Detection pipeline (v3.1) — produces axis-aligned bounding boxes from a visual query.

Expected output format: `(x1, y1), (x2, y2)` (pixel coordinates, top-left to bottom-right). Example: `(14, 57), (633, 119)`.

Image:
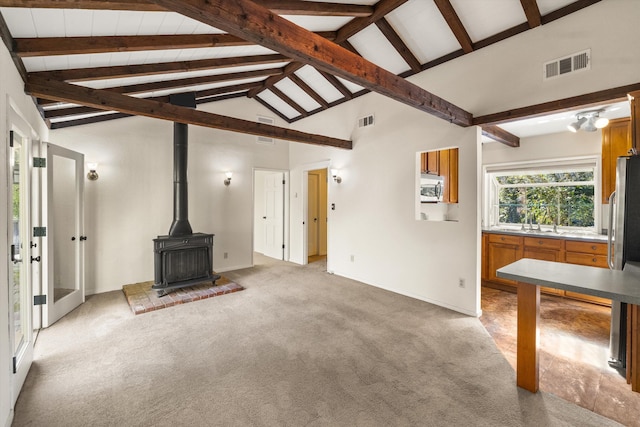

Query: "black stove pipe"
(168, 93), (196, 237)
(168, 122), (192, 236)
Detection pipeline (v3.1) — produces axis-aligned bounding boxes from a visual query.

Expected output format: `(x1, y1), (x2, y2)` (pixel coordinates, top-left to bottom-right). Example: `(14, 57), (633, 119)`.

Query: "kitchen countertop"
(497, 259), (640, 305)
(482, 227), (607, 243)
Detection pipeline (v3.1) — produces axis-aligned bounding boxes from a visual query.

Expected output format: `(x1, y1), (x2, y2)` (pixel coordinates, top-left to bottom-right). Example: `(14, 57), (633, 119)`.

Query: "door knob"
(263, 216), (267, 219)
(314, 218), (318, 222)
(80, 236), (87, 241)
(71, 236), (76, 241)
(30, 256), (41, 263)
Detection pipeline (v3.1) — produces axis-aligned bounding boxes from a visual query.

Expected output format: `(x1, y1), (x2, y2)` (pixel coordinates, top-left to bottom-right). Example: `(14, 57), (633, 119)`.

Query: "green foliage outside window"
(495, 171), (595, 228)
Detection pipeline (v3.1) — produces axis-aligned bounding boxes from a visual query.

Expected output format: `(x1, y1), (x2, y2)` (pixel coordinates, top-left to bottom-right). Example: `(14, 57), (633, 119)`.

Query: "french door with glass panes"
(8, 126), (34, 404)
(42, 143), (85, 327)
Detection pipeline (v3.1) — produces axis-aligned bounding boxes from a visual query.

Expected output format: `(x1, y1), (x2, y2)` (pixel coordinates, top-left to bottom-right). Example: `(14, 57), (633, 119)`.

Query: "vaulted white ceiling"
(0, 0), (614, 143)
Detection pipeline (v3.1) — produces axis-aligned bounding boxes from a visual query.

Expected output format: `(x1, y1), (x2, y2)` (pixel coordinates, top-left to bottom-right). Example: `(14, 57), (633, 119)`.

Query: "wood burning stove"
(153, 93), (219, 295)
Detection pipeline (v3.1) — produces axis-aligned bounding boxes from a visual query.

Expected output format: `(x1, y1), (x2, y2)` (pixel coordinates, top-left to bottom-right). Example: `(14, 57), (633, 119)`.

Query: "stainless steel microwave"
(420, 174), (444, 203)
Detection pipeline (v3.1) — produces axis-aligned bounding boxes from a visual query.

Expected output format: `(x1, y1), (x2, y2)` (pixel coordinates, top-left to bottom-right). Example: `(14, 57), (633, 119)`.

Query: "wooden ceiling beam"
(195, 81), (263, 100)
(375, 18), (421, 73)
(247, 62), (304, 98)
(519, 0), (541, 28)
(50, 112), (133, 129)
(288, 73), (329, 109)
(0, 11), (28, 82)
(14, 31), (337, 57)
(481, 125), (520, 148)
(255, 0), (373, 17)
(248, 0), (408, 99)
(30, 54), (290, 82)
(44, 81), (262, 119)
(0, 0), (373, 17)
(267, 86), (307, 117)
(38, 67), (281, 106)
(433, 0), (474, 54)
(318, 70), (353, 100)
(473, 82), (640, 126)
(336, 0), (409, 42)
(26, 77), (352, 148)
(152, 0), (472, 126)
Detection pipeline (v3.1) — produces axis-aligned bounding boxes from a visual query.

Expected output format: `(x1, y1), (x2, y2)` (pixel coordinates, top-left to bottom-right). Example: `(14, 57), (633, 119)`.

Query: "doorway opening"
(253, 169), (288, 262)
(307, 168), (327, 264)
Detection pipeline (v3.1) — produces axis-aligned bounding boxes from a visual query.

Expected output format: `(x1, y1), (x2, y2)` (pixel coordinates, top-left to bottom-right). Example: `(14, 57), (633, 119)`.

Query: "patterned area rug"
(122, 275), (244, 315)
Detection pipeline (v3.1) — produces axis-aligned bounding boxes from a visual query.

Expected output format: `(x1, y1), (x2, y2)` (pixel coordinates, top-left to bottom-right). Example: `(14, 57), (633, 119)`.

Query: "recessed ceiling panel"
(386, 0), (461, 63)
(284, 15), (353, 32)
(274, 78), (322, 112)
(348, 25), (411, 75)
(0, 8), (223, 38)
(294, 66), (344, 103)
(257, 90), (301, 120)
(536, 0), (578, 16)
(31, 8), (66, 37)
(335, 76), (364, 93)
(0, 8), (37, 37)
(79, 62), (287, 89)
(131, 75), (267, 98)
(451, 0), (526, 43)
(21, 46), (279, 73)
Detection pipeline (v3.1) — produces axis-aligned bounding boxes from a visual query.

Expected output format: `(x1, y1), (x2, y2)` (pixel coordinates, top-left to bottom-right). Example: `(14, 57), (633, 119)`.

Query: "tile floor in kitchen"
(480, 287), (640, 427)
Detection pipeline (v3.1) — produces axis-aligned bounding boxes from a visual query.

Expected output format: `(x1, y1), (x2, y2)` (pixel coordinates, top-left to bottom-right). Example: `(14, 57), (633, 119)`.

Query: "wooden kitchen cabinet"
(439, 148), (459, 204)
(420, 151), (439, 175)
(420, 148), (458, 203)
(482, 232), (611, 306)
(523, 237), (565, 296)
(602, 118), (632, 203)
(487, 234), (523, 287)
(564, 241), (611, 305)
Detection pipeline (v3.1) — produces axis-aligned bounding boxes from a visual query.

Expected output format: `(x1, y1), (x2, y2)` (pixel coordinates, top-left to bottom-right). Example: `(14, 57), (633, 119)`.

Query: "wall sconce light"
(87, 162), (99, 181)
(224, 171), (233, 186)
(331, 168), (342, 184)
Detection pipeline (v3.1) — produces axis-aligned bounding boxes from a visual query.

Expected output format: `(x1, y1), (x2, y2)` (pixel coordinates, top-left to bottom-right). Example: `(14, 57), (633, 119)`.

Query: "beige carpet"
(12, 254), (620, 426)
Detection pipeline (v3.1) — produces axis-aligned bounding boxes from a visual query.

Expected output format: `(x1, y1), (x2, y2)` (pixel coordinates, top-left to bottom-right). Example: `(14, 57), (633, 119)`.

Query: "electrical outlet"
(224, 252), (228, 259)
(458, 278), (465, 288)
(350, 255), (355, 262)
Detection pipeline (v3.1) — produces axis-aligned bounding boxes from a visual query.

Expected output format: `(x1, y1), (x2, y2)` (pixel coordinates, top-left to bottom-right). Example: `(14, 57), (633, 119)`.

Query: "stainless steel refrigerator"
(607, 154), (640, 371)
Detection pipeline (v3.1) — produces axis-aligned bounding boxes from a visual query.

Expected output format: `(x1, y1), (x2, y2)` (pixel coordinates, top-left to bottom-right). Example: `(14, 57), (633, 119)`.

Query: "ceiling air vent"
(256, 115), (275, 145)
(543, 49), (590, 80)
(358, 114), (375, 128)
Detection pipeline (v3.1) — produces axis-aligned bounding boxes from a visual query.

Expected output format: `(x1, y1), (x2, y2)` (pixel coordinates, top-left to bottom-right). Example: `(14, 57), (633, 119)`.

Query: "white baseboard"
(215, 264), (253, 273)
(335, 271), (481, 317)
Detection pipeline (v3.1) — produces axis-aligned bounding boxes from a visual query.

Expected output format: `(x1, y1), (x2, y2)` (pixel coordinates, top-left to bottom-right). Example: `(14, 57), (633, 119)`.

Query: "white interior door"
(42, 143), (84, 327)
(263, 172), (284, 259)
(7, 126), (34, 404)
(307, 173), (319, 257)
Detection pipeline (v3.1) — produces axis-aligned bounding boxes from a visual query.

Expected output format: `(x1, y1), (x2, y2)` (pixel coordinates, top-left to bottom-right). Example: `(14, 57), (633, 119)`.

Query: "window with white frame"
(485, 159), (598, 232)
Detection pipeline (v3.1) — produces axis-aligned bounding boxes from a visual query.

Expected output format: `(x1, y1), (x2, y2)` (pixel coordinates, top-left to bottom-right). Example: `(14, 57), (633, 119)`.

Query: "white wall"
(0, 42), (49, 427)
(47, 99), (289, 295)
(289, 93), (482, 316)
(483, 130), (601, 165)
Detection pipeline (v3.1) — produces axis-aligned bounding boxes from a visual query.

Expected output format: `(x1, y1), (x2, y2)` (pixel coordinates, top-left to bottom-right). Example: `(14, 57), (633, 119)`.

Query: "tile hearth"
(122, 276), (244, 315)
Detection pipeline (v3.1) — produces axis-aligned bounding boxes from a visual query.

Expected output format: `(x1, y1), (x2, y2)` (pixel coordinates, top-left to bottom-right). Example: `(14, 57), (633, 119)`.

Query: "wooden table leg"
(517, 281), (540, 393)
